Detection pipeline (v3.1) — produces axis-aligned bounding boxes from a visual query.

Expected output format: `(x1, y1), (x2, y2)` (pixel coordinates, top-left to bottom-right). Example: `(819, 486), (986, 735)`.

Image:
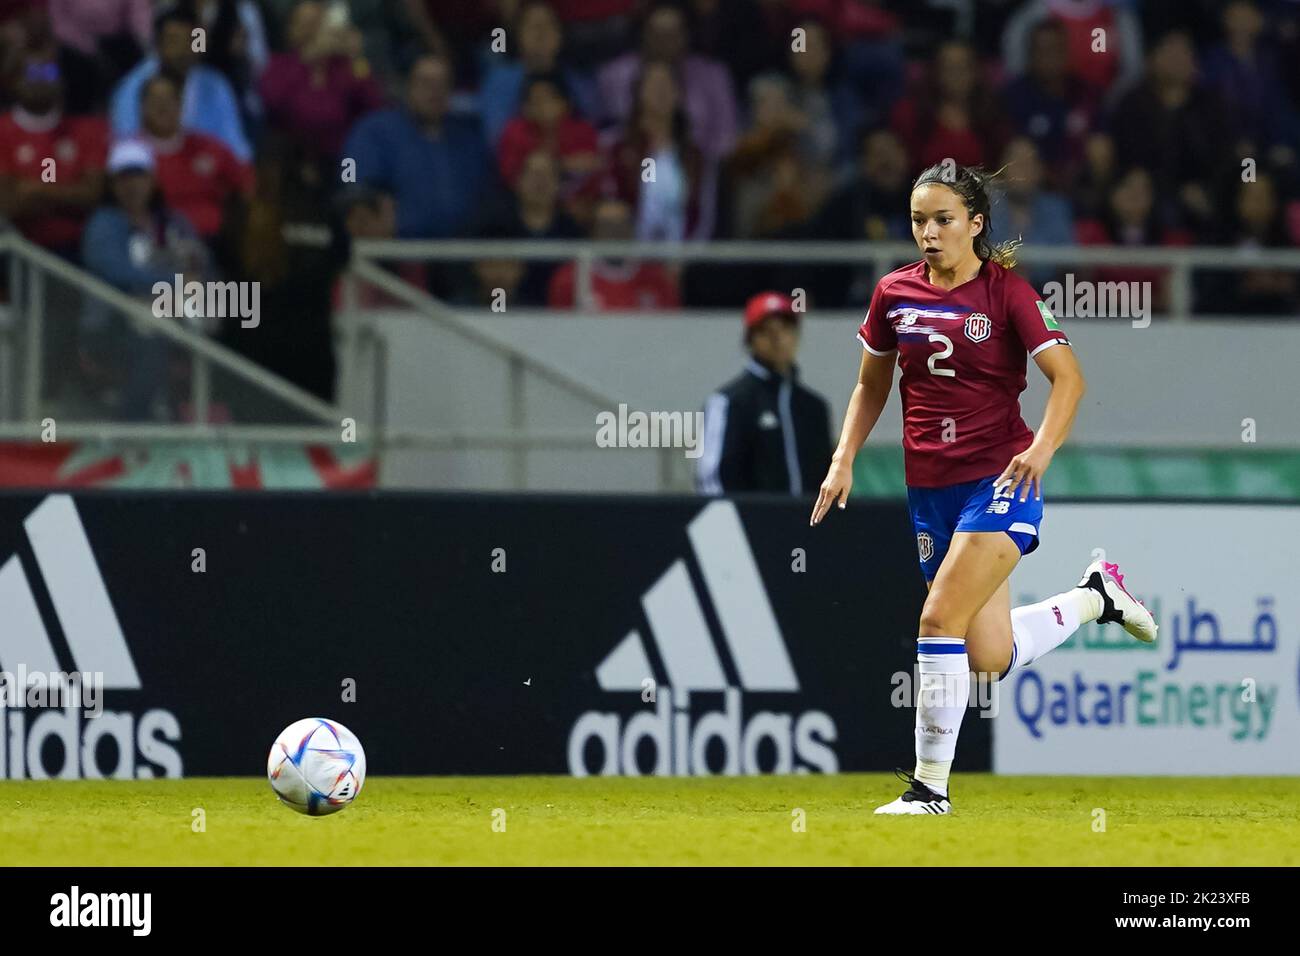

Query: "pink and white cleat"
(1077, 559), (1158, 643)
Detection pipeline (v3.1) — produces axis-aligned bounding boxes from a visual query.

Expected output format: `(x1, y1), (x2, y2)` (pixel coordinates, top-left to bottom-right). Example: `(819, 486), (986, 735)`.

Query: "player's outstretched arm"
(811, 349), (896, 526)
(996, 344), (1086, 502)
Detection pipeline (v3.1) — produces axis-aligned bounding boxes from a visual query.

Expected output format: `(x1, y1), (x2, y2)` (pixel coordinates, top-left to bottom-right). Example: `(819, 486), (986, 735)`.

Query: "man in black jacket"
(697, 292), (833, 495)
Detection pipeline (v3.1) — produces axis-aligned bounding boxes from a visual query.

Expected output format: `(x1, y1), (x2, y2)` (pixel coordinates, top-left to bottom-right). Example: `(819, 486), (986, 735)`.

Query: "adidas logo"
(0, 495), (182, 779)
(568, 501), (837, 776)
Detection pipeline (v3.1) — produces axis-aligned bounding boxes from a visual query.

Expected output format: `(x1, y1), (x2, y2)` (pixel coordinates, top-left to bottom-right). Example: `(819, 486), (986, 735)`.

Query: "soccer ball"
(267, 718), (366, 816)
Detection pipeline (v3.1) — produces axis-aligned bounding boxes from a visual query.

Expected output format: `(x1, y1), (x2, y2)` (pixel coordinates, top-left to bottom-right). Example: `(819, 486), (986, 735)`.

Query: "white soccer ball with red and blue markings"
(267, 718), (366, 816)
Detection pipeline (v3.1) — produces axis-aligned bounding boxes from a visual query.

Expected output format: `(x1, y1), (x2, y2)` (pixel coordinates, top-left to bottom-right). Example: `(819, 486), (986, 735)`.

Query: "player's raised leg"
(998, 557), (1158, 682)
(875, 530), (1019, 815)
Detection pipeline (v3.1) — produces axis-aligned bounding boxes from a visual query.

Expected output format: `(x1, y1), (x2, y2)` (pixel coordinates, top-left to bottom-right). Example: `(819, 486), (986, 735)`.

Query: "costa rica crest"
(964, 312), (991, 342)
(917, 532), (934, 562)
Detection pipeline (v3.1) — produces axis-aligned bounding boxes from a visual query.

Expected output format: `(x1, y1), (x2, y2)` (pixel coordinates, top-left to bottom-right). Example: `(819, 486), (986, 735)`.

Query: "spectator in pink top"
(597, 2), (738, 161)
(259, 0), (384, 160)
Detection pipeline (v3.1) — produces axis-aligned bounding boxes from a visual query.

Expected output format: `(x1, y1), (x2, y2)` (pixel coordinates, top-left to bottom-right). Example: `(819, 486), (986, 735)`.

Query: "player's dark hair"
(911, 162), (1020, 268)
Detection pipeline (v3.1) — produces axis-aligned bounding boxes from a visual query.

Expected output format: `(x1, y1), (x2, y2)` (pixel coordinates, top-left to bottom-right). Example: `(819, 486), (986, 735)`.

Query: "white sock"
(1002, 587), (1102, 679)
(913, 637), (969, 797)
(914, 757), (952, 797)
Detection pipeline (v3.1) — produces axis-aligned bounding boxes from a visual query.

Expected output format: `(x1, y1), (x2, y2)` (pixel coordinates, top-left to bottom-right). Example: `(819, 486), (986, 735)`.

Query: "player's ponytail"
(912, 163), (1021, 269)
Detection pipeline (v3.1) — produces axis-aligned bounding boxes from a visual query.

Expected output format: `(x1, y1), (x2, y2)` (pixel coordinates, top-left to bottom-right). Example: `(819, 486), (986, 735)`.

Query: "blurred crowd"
(2, 0), (1299, 413)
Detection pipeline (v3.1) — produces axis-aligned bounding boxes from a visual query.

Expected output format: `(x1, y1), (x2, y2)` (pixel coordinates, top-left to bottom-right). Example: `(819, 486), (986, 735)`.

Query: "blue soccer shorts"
(906, 474), (1043, 580)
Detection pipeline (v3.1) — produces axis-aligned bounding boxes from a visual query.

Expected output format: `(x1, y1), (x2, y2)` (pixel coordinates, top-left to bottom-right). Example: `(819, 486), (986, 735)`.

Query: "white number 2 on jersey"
(927, 333), (955, 377)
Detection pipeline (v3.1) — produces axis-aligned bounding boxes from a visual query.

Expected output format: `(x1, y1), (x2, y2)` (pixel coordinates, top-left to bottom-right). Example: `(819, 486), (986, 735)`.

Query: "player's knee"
(918, 599), (969, 638)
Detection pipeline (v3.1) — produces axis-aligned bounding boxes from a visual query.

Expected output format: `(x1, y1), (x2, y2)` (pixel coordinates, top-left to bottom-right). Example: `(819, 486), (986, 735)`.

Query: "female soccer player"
(809, 164), (1157, 814)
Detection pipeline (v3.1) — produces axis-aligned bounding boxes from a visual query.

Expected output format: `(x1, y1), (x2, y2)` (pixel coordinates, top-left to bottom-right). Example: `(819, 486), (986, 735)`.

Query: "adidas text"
(1, 495), (183, 778)
(569, 687), (837, 775)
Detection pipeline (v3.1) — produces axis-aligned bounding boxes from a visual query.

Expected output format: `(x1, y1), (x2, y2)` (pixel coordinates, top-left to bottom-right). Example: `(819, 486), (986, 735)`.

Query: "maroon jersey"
(857, 259), (1069, 488)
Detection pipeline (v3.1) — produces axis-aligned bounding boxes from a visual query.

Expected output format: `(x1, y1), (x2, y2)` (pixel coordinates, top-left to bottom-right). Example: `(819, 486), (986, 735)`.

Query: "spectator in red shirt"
(548, 196), (680, 311)
(140, 72), (253, 243)
(497, 72), (600, 194)
(0, 52), (107, 256)
(259, 0), (384, 161)
(890, 40), (1008, 171)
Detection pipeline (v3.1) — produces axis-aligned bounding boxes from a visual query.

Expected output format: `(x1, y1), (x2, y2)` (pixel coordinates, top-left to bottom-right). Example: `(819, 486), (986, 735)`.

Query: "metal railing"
(6, 232), (1295, 490)
(0, 231), (668, 487)
(339, 257), (678, 488)
(0, 233), (342, 424)
(353, 238), (1300, 321)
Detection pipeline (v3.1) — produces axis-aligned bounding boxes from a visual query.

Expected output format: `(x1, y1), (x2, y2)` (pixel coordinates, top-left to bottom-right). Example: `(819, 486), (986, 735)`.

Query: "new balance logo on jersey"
(0, 495), (182, 779)
(568, 501), (838, 776)
(986, 500), (1011, 514)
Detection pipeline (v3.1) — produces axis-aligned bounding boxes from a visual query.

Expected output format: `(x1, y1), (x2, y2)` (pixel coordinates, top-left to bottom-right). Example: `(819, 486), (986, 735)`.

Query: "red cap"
(743, 291), (798, 329)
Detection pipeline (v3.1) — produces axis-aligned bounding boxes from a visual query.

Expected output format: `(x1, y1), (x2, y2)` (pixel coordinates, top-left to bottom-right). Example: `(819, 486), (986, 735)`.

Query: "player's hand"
(810, 457), (853, 526)
(995, 443), (1053, 502)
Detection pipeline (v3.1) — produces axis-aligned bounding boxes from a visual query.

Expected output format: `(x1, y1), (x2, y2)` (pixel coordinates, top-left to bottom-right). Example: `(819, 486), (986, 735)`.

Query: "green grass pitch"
(3, 775), (1297, 866)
